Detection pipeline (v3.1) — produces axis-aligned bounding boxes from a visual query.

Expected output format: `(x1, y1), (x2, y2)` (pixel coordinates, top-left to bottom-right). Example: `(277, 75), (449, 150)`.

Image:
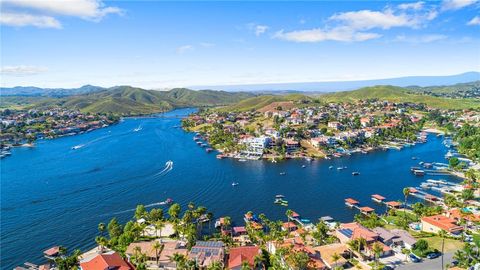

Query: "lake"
(0, 108), (460, 269)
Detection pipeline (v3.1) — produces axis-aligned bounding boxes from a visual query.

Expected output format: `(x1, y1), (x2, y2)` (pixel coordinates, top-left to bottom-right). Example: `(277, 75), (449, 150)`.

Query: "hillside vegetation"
(219, 94), (314, 112)
(21, 86), (255, 115)
(320, 85), (480, 109)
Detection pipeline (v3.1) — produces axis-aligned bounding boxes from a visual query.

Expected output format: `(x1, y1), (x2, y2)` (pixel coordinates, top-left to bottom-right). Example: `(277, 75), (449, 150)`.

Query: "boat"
(232, 182), (239, 186)
(413, 169), (425, 176)
(72, 145), (84, 150)
(279, 172), (286, 175)
(274, 198), (289, 205)
(196, 141), (202, 145)
(275, 194), (285, 199)
(165, 198), (173, 204)
(216, 154), (225, 159)
(206, 148), (213, 153)
(352, 172), (360, 176)
(302, 165), (306, 168)
(133, 126), (142, 132)
(200, 143), (207, 147)
(412, 156), (418, 160)
(329, 166), (333, 169)
(337, 167), (344, 170)
(238, 158), (247, 162)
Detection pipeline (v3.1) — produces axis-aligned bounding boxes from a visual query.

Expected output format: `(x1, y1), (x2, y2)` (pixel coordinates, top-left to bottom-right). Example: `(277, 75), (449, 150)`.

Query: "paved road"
(396, 252), (454, 270)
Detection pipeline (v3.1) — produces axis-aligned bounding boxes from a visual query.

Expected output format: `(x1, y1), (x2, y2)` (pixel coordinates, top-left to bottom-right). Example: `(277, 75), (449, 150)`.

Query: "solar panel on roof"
(339, 228), (353, 238)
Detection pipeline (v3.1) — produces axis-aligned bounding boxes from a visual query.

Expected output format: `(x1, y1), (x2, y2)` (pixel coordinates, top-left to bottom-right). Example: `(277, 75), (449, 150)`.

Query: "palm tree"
(347, 239), (359, 258)
(285, 209), (293, 231)
(152, 241), (163, 265)
(154, 220), (164, 238)
(253, 254), (264, 270)
(358, 237), (367, 253)
(241, 260), (251, 270)
(439, 229), (447, 270)
(403, 187), (410, 228)
(372, 242), (383, 269)
(98, 222), (106, 236)
(331, 253), (340, 268)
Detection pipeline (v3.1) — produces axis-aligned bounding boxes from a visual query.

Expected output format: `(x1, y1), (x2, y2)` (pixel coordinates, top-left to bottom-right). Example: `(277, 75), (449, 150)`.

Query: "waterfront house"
(313, 243), (348, 269)
(372, 227), (417, 249)
(364, 241), (393, 258)
(80, 251), (134, 270)
(227, 246), (260, 270)
(335, 223), (378, 244)
(421, 214), (463, 235)
(284, 139), (300, 153)
(188, 241), (225, 269)
(126, 239), (188, 269)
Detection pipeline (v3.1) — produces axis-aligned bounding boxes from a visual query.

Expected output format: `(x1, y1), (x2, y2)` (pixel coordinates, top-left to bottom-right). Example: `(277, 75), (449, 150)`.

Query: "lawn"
(420, 236), (464, 252)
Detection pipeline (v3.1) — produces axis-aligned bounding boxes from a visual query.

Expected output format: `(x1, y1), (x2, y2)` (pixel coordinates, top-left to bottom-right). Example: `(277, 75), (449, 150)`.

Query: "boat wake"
(133, 125), (143, 132)
(106, 198), (173, 216)
(71, 135), (111, 150)
(153, 160), (173, 178)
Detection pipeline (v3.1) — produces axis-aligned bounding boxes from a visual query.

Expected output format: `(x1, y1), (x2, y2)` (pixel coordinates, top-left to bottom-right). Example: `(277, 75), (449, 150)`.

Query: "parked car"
(427, 251), (442, 259)
(409, 253), (422, 263)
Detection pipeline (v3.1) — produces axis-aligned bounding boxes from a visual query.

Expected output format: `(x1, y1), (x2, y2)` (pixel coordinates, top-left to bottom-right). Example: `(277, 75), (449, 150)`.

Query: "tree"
(372, 242), (383, 268)
(135, 205), (147, 220)
(241, 260), (252, 270)
(152, 241), (163, 265)
(403, 187), (410, 228)
(331, 252), (340, 268)
(286, 251), (309, 270)
(414, 239), (429, 255)
(149, 208), (164, 222)
(107, 218), (123, 239)
(449, 157), (460, 169)
(98, 222), (106, 236)
(347, 239), (359, 258)
(168, 203), (181, 221)
(207, 261), (223, 270)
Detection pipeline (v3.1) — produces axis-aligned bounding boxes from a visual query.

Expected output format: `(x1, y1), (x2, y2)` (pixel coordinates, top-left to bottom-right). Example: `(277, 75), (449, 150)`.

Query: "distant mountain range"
(1, 75), (479, 114)
(1, 86), (255, 115)
(190, 71), (480, 92)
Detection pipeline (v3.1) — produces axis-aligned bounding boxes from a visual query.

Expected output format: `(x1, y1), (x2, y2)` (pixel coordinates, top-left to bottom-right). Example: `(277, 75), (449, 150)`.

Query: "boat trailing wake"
(106, 199), (174, 216)
(153, 160), (173, 178)
(71, 135), (112, 150)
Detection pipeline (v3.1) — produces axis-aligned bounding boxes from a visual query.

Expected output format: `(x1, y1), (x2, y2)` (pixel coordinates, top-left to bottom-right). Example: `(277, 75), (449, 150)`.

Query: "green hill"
(29, 86), (255, 115)
(320, 85), (480, 109)
(219, 94), (313, 112)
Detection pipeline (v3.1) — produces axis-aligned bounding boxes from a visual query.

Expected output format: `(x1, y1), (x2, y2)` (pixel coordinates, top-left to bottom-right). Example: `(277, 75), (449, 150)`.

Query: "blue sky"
(1, 0), (479, 88)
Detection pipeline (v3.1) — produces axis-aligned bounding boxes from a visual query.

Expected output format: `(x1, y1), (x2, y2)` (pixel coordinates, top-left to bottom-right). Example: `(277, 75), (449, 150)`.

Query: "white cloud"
(176, 45), (194, 54)
(254, 25), (269, 36)
(0, 0), (123, 28)
(247, 23), (269, 36)
(394, 34), (447, 43)
(274, 6), (440, 43)
(273, 27), (381, 42)
(441, 0), (478, 11)
(467, 16), (480, 25)
(0, 12), (61, 28)
(398, 1), (425, 10)
(1, 0), (123, 19)
(1, 65), (48, 76)
(199, 42), (215, 48)
(329, 9), (422, 30)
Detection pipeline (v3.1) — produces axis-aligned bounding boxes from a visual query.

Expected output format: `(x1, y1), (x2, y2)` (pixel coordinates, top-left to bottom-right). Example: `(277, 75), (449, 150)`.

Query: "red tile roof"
(372, 194), (385, 200)
(345, 198), (359, 204)
(385, 201), (401, 207)
(359, 207), (375, 213)
(43, 246), (60, 257)
(421, 215), (463, 233)
(228, 246), (260, 269)
(80, 252), (134, 270)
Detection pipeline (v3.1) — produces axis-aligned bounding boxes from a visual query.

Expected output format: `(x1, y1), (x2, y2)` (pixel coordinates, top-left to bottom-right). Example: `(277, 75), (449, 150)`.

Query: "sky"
(1, 0), (480, 89)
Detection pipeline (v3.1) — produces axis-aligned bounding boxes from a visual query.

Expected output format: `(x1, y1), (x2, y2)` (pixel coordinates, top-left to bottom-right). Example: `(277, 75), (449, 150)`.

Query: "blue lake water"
(0, 108), (460, 269)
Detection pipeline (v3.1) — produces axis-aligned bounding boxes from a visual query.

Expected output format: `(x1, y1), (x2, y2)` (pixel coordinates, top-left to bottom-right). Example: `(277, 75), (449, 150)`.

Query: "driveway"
(396, 252), (455, 270)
